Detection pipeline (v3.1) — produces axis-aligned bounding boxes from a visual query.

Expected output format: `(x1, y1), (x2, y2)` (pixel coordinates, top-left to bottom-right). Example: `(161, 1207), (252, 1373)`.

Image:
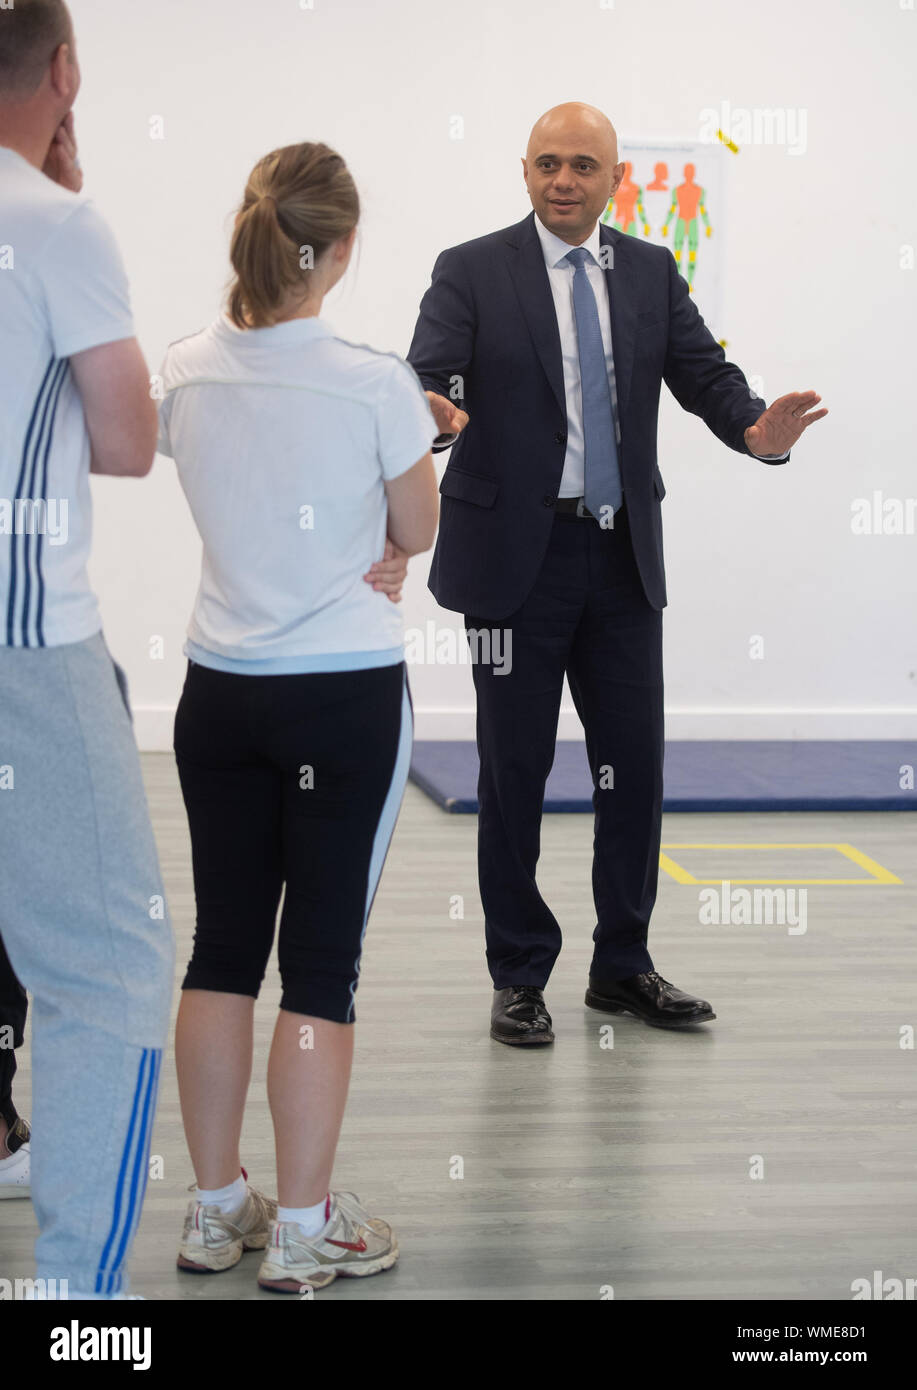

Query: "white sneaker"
(0, 1117), (30, 1200)
(258, 1191), (399, 1293)
(177, 1175), (276, 1273)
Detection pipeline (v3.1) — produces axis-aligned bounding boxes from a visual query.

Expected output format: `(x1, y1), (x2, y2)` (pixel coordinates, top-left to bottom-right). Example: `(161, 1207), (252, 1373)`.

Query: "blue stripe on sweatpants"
(95, 1048), (161, 1294)
(107, 1048), (162, 1292)
(347, 669), (414, 1021)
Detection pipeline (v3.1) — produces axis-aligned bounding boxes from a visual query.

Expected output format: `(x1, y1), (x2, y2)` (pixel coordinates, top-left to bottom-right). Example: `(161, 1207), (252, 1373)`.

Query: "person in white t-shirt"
(158, 140), (439, 1292)
(0, 0), (174, 1298)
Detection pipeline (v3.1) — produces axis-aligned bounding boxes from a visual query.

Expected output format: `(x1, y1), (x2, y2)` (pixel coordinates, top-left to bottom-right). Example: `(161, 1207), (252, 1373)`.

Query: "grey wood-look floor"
(4, 753), (916, 1300)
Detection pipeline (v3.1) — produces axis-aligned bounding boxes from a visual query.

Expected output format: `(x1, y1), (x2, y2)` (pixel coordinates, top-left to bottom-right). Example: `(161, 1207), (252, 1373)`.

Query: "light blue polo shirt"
(156, 314), (437, 674)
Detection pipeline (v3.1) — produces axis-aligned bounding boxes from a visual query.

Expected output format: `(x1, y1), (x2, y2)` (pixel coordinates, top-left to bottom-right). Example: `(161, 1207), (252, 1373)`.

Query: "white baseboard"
(132, 704), (917, 752)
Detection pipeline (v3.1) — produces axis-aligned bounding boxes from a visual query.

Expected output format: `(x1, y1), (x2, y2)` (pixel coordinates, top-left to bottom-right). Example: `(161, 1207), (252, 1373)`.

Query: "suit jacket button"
(543, 494), (556, 507)
(554, 432), (566, 444)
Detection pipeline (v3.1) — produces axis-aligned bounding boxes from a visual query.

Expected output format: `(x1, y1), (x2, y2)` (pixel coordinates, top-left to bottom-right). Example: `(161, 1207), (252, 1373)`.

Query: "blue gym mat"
(408, 741), (917, 813)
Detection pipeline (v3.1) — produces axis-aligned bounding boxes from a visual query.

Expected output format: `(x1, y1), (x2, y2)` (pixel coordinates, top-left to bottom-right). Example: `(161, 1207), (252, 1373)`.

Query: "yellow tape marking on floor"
(658, 843), (902, 886)
(658, 852), (698, 884)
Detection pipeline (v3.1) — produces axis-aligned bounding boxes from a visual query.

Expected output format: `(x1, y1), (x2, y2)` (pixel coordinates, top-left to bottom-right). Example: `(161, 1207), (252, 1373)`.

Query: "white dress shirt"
(534, 214), (616, 497)
(532, 212), (787, 495)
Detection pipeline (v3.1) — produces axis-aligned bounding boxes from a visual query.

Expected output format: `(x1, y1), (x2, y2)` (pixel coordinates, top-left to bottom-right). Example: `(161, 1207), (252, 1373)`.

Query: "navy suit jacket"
(407, 210), (786, 618)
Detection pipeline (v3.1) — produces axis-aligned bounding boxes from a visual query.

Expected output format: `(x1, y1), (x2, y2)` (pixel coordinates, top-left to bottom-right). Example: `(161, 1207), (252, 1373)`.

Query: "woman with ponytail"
(156, 142), (438, 1293)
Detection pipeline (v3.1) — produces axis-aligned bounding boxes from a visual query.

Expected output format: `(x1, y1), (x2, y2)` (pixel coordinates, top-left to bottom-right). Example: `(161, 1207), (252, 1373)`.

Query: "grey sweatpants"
(0, 631), (174, 1296)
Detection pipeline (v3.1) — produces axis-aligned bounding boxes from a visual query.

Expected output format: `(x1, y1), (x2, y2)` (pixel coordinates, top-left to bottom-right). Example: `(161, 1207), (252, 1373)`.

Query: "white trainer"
(0, 1116), (30, 1199)
(177, 1176), (277, 1273)
(258, 1191), (399, 1293)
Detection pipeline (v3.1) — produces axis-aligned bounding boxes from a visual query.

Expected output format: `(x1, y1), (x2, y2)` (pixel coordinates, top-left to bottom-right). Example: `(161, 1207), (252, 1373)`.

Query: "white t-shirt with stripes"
(156, 314), (437, 673)
(0, 146), (135, 648)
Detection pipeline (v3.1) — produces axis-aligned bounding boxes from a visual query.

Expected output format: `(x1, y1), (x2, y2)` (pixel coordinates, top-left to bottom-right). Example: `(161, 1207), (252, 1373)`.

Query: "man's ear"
(48, 41), (78, 105)
(608, 161), (626, 196)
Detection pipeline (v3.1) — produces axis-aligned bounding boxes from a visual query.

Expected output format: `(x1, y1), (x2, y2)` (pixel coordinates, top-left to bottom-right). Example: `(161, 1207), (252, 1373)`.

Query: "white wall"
(69, 0), (916, 747)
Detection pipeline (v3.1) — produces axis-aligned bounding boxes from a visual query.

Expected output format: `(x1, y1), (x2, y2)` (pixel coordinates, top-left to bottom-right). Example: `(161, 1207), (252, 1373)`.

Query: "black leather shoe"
(491, 986), (554, 1046)
(585, 971), (715, 1029)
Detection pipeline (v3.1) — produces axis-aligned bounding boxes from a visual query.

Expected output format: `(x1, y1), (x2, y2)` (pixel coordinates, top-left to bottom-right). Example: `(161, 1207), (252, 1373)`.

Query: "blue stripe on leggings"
(95, 1048), (160, 1295)
(346, 670), (414, 1021)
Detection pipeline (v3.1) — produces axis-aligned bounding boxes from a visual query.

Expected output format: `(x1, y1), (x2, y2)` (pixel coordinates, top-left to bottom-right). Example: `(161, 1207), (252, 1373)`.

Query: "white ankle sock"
(196, 1172), (247, 1213)
(277, 1196), (328, 1237)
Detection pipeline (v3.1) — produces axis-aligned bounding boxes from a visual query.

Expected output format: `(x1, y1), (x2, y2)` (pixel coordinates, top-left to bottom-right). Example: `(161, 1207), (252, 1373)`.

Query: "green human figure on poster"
(661, 162), (712, 292)
(600, 161), (650, 236)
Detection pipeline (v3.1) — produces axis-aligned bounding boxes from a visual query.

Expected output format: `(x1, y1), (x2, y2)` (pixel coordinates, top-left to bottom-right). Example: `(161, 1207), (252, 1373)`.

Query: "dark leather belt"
(554, 497), (626, 520)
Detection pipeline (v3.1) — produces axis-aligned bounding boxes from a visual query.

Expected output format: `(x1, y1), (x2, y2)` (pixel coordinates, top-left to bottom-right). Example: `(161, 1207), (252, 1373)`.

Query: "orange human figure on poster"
(646, 161), (668, 190)
(600, 161), (649, 236)
(661, 162), (712, 292)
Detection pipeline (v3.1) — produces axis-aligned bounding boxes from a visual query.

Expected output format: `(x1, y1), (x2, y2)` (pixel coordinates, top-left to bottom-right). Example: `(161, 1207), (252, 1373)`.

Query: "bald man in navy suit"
(407, 103), (826, 1046)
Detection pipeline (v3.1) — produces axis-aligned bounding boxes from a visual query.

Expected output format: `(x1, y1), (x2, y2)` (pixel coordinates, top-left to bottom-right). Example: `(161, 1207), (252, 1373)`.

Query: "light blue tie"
(565, 246), (623, 521)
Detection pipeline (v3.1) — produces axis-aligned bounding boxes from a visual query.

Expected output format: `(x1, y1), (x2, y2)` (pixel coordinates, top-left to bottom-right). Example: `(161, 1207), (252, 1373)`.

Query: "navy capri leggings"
(173, 659), (413, 1023)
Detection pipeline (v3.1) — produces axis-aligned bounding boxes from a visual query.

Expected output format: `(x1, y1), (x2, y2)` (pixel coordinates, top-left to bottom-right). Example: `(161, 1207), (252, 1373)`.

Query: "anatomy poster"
(604, 139), (729, 338)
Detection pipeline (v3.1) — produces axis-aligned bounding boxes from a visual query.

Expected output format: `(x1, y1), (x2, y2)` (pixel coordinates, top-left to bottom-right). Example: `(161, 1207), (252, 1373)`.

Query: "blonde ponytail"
(227, 143), (360, 329)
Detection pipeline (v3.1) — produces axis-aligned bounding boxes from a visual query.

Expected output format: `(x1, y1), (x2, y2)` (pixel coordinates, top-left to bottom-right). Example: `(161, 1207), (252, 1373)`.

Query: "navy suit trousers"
(465, 503), (663, 987)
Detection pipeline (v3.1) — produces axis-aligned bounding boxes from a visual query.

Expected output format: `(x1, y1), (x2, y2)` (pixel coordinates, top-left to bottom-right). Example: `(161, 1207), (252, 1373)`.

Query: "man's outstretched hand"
(745, 390), (827, 457)
(425, 391), (469, 441)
